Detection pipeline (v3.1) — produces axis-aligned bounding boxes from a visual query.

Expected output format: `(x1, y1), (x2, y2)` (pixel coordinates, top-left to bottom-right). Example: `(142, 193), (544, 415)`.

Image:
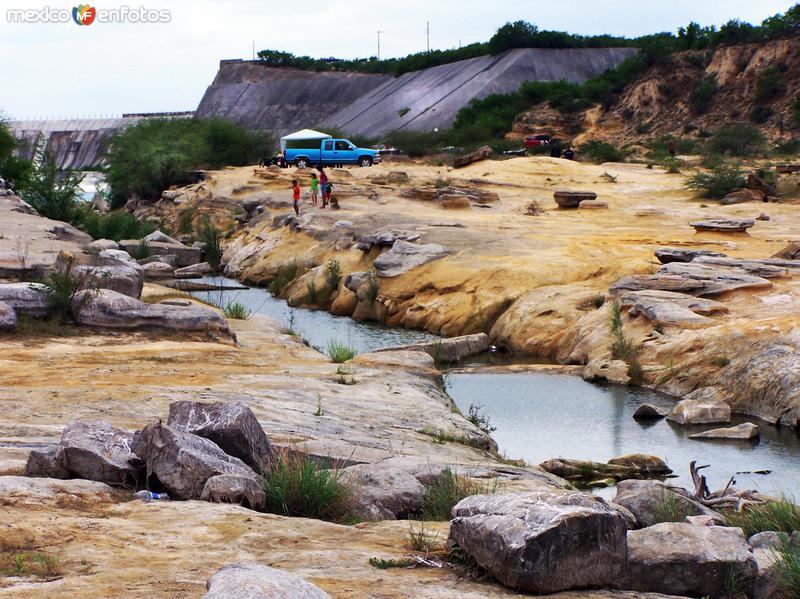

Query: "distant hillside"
(513, 36), (800, 146)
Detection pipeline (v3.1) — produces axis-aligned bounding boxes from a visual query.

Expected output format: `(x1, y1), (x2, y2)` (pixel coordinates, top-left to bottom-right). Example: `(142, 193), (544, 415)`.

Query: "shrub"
(177, 208), (195, 235)
(325, 259), (341, 291)
(106, 118), (272, 206)
(581, 141), (626, 163)
(40, 253), (100, 323)
(708, 123), (766, 157)
(754, 66), (786, 103)
(306, 280), (319, 304)
(327, 340), (357, 363)
(196, 216), (222, 269)
(689, 75), (718, 114)
(77, 208), (156, 241)
(467, 404), (496, 434)
(20, 152), (83, 222)
(406, 523), (441, 552)
(609, 299), (642, 383)
(260, 451), (352, 521)
(723, 497), (800, 536)
(524, 200), (545, 216)
(223, 301), (251, 320)
(664, 157), (682, 173)
(364, 269), (380, 303)
(382, 130), (439, 158)
(420, 467), (494, 521)
(750, 105), (773, 124)
(268, 260), (300, 295)
(686, 165), (746, 199)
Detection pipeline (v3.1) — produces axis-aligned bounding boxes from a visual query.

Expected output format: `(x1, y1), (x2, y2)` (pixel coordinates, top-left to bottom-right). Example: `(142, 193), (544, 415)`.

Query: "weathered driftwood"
(686, 461), (769, 512)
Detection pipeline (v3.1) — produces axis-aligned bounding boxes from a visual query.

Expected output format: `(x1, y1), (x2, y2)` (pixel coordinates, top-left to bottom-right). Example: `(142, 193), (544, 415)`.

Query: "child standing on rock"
(318, 167), (328, 209)
(310, 173), (319, 206)
(292, 179), (300, 215)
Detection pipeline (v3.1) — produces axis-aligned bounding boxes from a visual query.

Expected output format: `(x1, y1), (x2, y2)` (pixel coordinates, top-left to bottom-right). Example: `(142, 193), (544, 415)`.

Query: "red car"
(524, 134), (552, 149)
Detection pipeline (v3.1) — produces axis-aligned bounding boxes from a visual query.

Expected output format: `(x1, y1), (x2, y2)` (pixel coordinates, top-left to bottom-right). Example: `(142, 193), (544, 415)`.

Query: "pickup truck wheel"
(358, 156), (373, 167)
(295, 157), (309, 169)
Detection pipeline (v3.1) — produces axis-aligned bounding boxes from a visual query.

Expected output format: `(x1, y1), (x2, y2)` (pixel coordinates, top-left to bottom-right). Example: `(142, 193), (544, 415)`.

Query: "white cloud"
(0, 0), (793, 119)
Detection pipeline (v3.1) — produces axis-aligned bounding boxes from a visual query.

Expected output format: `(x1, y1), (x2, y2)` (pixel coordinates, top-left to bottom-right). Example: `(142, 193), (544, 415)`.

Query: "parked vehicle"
(283, 138), (380, 168)
(524, 134), (552, 149)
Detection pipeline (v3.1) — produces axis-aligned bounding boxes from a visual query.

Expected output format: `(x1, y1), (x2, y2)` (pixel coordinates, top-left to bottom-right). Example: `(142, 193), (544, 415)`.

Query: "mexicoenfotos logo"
(72, 4), (96, 25)
(6, 5), (171, 24)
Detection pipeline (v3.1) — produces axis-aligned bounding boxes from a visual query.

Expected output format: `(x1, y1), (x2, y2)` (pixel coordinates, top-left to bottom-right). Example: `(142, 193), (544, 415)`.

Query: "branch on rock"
(686, 461), (768, 512)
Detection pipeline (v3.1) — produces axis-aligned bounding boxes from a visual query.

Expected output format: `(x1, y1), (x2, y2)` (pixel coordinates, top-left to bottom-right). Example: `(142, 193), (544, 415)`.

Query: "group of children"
(292, 167), (333, 215)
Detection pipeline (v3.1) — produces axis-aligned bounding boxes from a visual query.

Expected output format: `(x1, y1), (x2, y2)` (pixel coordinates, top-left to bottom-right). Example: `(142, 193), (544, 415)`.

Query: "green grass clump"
(467, 404), (496, 435)
(364, 269), (380, 303)
(368, 557), (415, 569)
(197, 216), (222, 270)
(132, 239), (150, 260)
(325, 259), (342, 292)
(406, 523), (441, 552)
(0, 551), (61, 578)
(775, 541), (800, 597)
(609, 298), (643, 385)
(723, 497), (800, 537)
(685, 165), (746, 199)
(222, 301), (251, 320)
(420, 467), (495, 521)
(260, 451), (352, 521)
(327, 340), (357, 363)
(268, 260), (300, 295)
(650, 491), (693, 524)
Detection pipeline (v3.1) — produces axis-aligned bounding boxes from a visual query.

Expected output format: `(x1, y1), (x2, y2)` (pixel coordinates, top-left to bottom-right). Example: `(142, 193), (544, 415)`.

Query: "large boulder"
(203, 564), (330, 599)
(201, 474), (265, 510)
(618, 523), (757, 597)
(118, 239), (201, 267)
(71, 289), (233, 339)
(175, 262), (214, 278)
(632, 404), (668, 420)
(540, 455), (671, 485)
(373, 240), (449, 277)
(140, 261), (175, 281)
(654, 247), (725, 264)
(131, 421), (258, 500)
(610, 262), (772, 297)
(448, 491), (627, 593)
(582, 358), (630, 385)
(74, 250), (144, 299)
(620, 289), (728, 327)
(0, 301), (16, 331)
(338, 461), (426, 521)
(167, 401), (273, 473)
(27, 420), (143, 487)
(667, 393), (731, 425)
(612, 480), (725, 528)
(750, 531), (789, 599)
(0, 475), (116, 507)
(0, 282), (50, 317)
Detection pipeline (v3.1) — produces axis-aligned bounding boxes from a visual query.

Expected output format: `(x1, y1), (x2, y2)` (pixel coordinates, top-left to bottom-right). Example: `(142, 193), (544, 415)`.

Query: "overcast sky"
(0, 0), (794, 120)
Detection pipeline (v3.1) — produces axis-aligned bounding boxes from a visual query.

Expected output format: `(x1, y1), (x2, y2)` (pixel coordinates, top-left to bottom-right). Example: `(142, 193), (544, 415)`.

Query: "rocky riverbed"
(2, 156), (800, 597)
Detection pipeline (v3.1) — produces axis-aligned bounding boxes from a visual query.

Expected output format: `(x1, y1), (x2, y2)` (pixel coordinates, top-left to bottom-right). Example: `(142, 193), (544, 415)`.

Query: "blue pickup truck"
(283, 138), (380, 168)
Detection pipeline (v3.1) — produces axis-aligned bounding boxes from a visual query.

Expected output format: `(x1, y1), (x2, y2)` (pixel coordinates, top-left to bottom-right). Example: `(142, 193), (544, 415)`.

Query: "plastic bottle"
(133, 490), (169, 501)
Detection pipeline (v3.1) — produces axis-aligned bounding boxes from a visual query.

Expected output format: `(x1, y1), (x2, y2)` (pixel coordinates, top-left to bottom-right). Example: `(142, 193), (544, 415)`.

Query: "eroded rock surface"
(373, 240), (449, 277)
(203, 563), (331, 599)
(167, 400), (273, 473)
(612, 480), (725, 528)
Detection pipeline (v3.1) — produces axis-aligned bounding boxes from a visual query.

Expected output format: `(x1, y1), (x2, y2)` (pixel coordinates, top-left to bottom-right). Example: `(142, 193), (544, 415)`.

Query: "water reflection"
(448, 372), (800, 498)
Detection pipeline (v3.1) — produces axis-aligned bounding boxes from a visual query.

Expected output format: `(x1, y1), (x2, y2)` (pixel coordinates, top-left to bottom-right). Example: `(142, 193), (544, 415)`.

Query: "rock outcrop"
(632, 404), (668, 420)
(0, 301), (17, 331)
(689, 218), (755, 233)
(376, 333), (489, 363)
(667, 394), (732, 425)
(72, 289), (233, 339)
(620, 289), (728, 327)
(448, 491), (627, 593)
(201, 474), (266, 510)
(372, 241), (449, 277)
(203, 564), (330, 599)
(554, 189), (598, 208)
(167, 401), (273, 473)
(0, 282), (50, 317)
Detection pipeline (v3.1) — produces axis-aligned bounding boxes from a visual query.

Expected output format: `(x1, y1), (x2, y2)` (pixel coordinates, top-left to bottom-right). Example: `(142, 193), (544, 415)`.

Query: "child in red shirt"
(292, 180), (300, 215)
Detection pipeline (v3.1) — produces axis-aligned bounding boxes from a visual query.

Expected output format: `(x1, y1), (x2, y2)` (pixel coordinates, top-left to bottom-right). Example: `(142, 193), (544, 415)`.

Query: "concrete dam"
(13, 47), (635, 169)
(197, 47), (637, 138)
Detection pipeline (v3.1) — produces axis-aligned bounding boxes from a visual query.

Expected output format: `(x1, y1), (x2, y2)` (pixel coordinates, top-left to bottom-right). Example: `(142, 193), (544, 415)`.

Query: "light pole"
(377, 30), (382, 60)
